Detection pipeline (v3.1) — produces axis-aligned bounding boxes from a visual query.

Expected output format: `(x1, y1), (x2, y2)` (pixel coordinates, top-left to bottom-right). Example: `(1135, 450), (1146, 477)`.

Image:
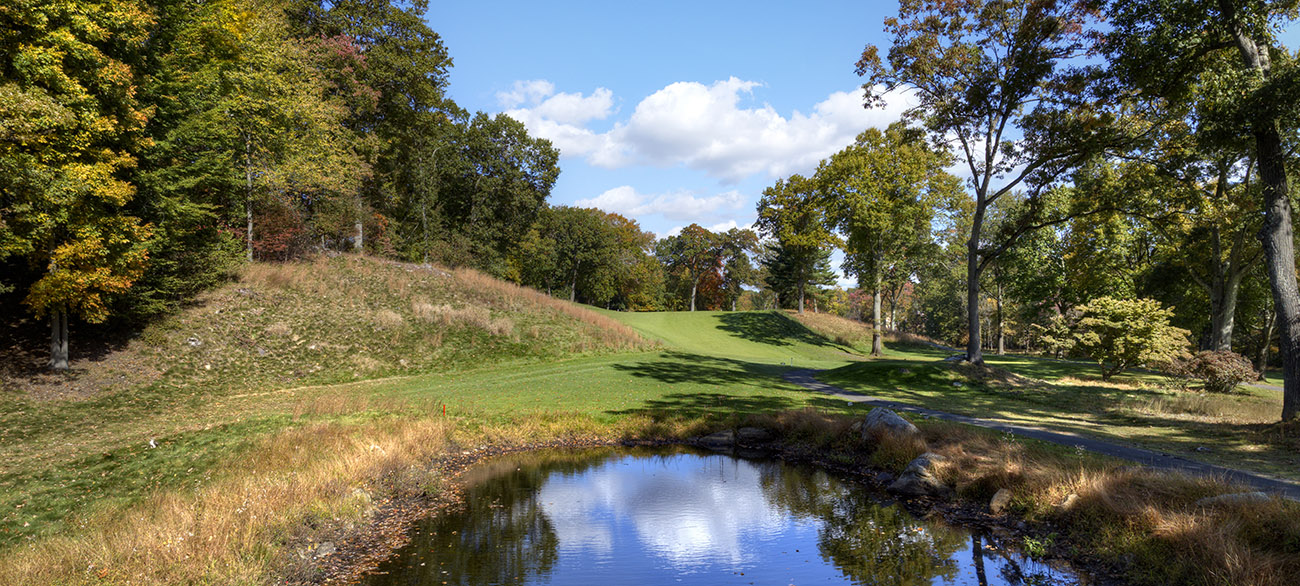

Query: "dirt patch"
(0, 316), (163, 401)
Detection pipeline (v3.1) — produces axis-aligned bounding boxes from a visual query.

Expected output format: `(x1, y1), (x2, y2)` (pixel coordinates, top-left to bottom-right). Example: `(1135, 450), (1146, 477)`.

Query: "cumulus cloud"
(576, 186), (746, 222)
(502, 78), (916, 183)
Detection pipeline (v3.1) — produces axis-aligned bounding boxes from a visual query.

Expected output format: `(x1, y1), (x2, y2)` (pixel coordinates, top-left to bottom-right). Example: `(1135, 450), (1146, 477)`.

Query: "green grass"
(602, 309), (867, 368)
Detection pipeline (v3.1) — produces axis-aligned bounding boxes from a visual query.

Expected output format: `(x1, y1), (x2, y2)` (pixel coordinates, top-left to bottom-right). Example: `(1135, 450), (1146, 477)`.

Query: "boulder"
(736, 427), (775, 445)
(1056, 493), (1079, 512)
(1194, 492), (1272, 508)
(887, 452), (951, 498)
(861, 407), (920, 442)
(698, 430), (735, 447)
(989, 488), (1013, 514)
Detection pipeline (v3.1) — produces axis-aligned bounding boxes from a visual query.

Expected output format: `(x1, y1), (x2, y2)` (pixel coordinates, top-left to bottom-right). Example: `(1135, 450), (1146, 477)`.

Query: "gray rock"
(989, 488), (1013, 514)
(861, 408), (920, 442)
(698, 430), (735, 447)
(1194, 492), (1272, 508)
(314, 541), (336, 559)
(887, 452), (951, 497)
(736, 427), (774, 445)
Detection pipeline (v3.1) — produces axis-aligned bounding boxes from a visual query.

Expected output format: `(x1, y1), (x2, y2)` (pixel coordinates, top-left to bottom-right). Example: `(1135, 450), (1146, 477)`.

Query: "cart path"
(783, 368), (1300, 500)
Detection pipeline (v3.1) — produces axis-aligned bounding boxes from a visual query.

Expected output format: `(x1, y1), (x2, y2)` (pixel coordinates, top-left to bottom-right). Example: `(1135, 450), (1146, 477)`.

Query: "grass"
(1, 258), (1297, 586)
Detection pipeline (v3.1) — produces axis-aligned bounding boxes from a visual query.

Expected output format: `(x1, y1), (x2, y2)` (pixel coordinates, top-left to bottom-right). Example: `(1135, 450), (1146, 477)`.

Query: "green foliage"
(0, 0), (155, 326)
(1069, 297), (1192, 380)
(1170, 350), (1258, 394)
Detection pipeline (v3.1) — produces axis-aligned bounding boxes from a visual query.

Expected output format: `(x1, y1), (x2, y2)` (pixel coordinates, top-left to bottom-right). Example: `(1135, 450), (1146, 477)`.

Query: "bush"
(1070, 297), (1191, 380)
(1169, 350), (1257, 393)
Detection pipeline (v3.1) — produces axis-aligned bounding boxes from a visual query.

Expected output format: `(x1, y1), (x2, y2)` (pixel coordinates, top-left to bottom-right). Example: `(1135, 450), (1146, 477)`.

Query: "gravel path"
(783, 368), (1300, 500)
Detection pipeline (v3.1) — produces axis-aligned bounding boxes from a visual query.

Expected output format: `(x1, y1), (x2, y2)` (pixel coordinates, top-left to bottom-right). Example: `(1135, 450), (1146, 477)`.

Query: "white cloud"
(502, 78), (916, 183)
(576, 186), (746, 222)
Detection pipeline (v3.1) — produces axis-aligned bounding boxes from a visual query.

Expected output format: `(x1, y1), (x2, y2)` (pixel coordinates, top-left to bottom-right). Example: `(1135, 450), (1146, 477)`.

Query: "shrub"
(1169, 350), (1257, 394)
(1070, 297), (1191, 380)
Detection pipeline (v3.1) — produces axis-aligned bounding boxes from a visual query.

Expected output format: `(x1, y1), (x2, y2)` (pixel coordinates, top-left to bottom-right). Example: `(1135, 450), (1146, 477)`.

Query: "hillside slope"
(1, 255), (650, 400)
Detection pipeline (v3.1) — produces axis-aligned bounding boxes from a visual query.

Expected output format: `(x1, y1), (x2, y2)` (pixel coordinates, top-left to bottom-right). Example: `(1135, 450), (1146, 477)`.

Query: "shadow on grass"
(715, 311), (834, 349)
(610, 391), (802, 420)
(611, 351), (787, 386)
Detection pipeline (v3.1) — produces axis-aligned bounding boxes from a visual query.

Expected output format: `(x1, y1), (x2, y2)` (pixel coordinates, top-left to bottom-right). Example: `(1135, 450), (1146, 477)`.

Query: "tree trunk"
(354, 220), (364, 252)
(1224, 4), (1300, 421)
(995, 281), (1005, 355)
(1253, 122), (1300, 420)
(798, 282), (805, 314)
(244, 135), (255, 262)
(570, 267), (578, 303)
(49, 308), (68, 370)
(971, 534), (988, 586)
(690, 277), (699, 311)
(1207, 272), (1243, 351)
(1259, 306), (1276, 380)
(871, 264), (884, 356)
(966, 207), (986, 364)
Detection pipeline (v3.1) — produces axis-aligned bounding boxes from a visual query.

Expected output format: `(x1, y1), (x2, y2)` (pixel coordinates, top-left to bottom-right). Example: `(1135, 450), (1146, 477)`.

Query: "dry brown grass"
(788, 311), (874, 347)
(450, 267), (649, 351)
(0, 417), (453, 585)
(1127, 393), (1279, 424)
(371, 309), (405, 330)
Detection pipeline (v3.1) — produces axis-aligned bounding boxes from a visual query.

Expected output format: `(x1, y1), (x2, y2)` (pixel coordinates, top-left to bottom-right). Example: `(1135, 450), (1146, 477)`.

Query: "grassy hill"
(604, 309), (865, 368)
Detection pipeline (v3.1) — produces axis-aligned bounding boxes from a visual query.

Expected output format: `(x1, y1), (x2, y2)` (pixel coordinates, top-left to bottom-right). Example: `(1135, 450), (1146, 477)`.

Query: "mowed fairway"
(602, 309), (866, 368)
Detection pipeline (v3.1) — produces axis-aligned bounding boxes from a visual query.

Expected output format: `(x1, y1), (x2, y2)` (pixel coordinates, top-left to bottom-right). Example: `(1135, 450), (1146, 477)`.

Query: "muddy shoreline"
(294, 436), (1123, 586)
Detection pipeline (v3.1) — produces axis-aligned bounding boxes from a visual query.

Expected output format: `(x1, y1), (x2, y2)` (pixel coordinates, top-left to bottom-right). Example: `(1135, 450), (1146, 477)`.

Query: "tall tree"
(657, 224), (721, 312)
(717, 227), (759, 311)
(1, 0), (155, 369)
(756, 174), (838, 313)
(858, 0), (1119, 364)
(1101, 0), (1300, 420)
(818, 123), (959, 355)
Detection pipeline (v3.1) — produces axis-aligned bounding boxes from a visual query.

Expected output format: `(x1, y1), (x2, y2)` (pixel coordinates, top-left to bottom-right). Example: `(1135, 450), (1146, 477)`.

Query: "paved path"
(784, 369), (1300, 500)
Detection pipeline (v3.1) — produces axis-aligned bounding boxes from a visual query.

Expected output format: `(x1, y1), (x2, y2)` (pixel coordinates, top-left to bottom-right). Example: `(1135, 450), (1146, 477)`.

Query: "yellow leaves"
(23, 218), (153, 323)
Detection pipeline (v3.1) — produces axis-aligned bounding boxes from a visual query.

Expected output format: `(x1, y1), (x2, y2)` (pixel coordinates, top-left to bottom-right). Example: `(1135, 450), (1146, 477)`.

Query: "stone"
(887, 452), (951, 498)
(989, 488), (1013, 514)
(698, 430), (735, 447)
(861, 408), (920, 442)
(315, 541), (336, 559)
(1056, 493), (1079, 511)
(1194, 492), (1272, 508)
(736, 427), (774, 445)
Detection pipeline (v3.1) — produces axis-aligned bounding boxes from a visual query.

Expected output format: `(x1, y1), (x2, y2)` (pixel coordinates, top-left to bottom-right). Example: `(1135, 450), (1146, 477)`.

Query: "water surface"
(362, 446), (1082, 586)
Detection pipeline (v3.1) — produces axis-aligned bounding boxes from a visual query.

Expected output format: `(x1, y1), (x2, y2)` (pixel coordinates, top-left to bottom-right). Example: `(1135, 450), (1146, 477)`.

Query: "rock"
(951, 381), (964, 388)
(736, 427), (774, 445)
(876, 471), (895, 485)
(1194, 492), (1272, 508)
(887, 452), (951, 498)
(1056, 493), (1079, 511)
(989, 488), (1013, 514)
(898, 368), (912, 375)
(186, 337), (202, 347)
(698, 430), (735, 447)
(315, 541), (336, 559)
(861, 408), (920, 442)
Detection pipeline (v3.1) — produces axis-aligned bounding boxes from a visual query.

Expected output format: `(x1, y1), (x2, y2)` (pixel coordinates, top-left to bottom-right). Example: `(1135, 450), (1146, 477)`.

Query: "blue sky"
(426, 0), (908, 241)
(425, 2), (1300, 284)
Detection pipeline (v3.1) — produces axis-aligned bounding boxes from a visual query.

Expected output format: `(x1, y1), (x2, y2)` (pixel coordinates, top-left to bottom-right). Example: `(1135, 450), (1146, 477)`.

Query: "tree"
(1070, 297), (1192, 380)
(0, 0), (155, 369)
(818, 123), (959, 355)
(1101, 0), (1300, 420)
(760, 242), (837, 312)
(718, 227), (759, 311)
(756, 174), (837, 313)
(657, 224), (721, 312)
(858, 0), (1120, 364)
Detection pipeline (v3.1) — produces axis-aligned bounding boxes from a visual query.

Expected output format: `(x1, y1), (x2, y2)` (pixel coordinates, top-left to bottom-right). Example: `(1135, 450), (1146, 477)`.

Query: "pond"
(361, 446), (1085, 586)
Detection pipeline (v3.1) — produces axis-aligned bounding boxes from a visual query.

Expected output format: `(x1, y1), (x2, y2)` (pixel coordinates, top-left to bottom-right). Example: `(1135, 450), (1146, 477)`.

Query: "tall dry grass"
(449, 267), (649, 350)
(0, 418), (453, 585)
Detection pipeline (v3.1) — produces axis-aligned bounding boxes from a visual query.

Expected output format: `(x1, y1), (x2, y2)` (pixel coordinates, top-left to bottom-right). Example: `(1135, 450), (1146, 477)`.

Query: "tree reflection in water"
(361, 447), (1079, 586)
